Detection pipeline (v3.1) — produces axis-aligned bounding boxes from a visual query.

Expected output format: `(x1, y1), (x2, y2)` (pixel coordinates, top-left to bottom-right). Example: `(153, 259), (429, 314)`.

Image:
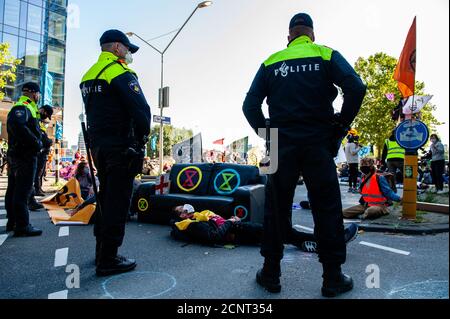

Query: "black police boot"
(322, 264), (353, 298)
(29, 201), (45, 211)
(256, 259), (281, 293)
(35, 189), (46, 197)
(96, 245), (137, 277)
(5, 221), (15, 233)
(14, 225), (43, 237)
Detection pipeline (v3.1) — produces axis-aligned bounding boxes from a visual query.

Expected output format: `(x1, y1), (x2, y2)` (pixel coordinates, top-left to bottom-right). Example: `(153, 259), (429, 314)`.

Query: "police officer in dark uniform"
(5, 82), (43, 236)
(80, 30), (151, 276)
(243, 13), (366, 297)
(33, 105), (54, 197)
(28, 105), (54, 210)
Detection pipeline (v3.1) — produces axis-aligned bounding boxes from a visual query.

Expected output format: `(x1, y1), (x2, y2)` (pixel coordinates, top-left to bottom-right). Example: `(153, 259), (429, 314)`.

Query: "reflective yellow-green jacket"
(80, 52), (151, 148)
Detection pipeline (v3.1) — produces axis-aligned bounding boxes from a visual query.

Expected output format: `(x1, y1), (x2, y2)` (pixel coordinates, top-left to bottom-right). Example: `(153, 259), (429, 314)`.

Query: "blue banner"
(151, 135), (158, 151)
(55, 121), (63, 141)
(41, 63), (54, 106)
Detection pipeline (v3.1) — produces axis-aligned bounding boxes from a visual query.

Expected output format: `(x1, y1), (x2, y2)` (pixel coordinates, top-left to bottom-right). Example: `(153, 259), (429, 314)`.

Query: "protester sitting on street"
(170, 205), (359, 253)
(343, 158), (402, 220)
(75, 160), (97, 200)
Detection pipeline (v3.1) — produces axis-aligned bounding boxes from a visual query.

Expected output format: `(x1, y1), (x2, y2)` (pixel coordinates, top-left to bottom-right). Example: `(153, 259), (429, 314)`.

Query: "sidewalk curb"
(359, 223), (449, 235)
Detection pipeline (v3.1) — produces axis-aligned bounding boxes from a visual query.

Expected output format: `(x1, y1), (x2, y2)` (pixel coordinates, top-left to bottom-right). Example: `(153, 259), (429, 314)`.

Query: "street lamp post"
(127, 1), (212, 174)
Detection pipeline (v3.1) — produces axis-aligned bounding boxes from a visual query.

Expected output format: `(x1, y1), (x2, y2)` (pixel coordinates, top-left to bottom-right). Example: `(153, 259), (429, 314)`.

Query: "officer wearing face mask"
(80, 30), (151, 276)
(5, 82), (43, 237)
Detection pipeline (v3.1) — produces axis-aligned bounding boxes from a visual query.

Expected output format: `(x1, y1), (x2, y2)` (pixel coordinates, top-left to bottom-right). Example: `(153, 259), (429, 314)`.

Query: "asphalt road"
(0, 179), (448, 300)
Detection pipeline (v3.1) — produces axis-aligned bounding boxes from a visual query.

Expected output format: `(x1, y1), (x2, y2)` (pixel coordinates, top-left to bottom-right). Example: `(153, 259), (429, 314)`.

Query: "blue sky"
(63, 0), (449, 149)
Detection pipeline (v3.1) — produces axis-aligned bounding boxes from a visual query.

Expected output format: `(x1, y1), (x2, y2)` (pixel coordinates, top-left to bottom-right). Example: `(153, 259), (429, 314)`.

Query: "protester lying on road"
(170, 205), (359, 253)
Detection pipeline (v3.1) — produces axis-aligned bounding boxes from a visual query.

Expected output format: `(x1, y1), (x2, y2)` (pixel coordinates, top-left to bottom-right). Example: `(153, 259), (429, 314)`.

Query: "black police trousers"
(92, 146), (135, 252)
(34, 152), (48, 193)
(5, 155), (37, 229)
(260, 140), (346, 266)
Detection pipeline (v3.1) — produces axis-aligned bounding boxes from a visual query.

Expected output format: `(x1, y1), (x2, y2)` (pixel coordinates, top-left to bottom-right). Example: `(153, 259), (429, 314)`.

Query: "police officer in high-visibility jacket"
(243, 13), (366, 297)
(80, 30), (151, 277)
(5, 82), (43, 237)
(33, 105), (54, 197)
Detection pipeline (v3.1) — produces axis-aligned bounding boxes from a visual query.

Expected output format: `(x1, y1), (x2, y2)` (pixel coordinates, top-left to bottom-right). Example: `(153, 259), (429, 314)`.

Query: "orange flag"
(394, 17), (416, 98)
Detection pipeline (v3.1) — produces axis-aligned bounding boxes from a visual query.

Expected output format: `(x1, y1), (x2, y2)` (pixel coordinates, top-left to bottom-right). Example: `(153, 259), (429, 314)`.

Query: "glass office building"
(0, 0), (67, 107)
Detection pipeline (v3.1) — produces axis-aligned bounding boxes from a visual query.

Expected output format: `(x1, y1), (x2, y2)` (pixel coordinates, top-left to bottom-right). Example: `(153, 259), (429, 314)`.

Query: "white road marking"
(0, 219), (6, 227)
(344, 219), (362, 224)
(54, 248), (69, 267)
(293, 225), (314, 232)
(0, 210), (6, 216)
(48, 290), (68, 299)
(359, 241), (410, 256)
(58, 227), (69, 237)
(0, 234), (8, 246)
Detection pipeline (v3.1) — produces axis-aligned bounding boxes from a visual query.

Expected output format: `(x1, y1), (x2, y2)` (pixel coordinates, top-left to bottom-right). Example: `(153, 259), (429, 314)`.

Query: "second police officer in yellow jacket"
(80, 30), (151, 277)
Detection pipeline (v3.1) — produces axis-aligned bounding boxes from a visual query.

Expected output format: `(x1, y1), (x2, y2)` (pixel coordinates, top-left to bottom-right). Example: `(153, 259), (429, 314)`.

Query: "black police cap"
(289, 13), (314, 29)
(100, 29), (139, 54)
(41, 105), (54, 117)
(22, 82), (41, 93)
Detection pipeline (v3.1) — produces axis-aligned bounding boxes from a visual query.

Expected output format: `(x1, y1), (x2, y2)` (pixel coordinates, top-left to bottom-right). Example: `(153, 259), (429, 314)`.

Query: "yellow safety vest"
(385, 140), (405, 160)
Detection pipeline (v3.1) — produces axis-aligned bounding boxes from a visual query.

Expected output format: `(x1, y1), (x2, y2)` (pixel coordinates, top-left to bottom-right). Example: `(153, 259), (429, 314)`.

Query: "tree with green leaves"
(147, 125), (194, 159)
(353, 52), (442, 158)
(0, 43), (21, 100)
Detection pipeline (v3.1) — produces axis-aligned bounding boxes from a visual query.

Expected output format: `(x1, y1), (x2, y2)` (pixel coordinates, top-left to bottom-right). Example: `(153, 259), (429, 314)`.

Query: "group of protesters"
(339, 129), (448, 195)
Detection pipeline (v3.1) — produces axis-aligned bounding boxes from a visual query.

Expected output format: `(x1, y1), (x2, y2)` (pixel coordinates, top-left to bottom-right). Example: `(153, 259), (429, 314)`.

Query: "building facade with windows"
(0, 0), (67, 139)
